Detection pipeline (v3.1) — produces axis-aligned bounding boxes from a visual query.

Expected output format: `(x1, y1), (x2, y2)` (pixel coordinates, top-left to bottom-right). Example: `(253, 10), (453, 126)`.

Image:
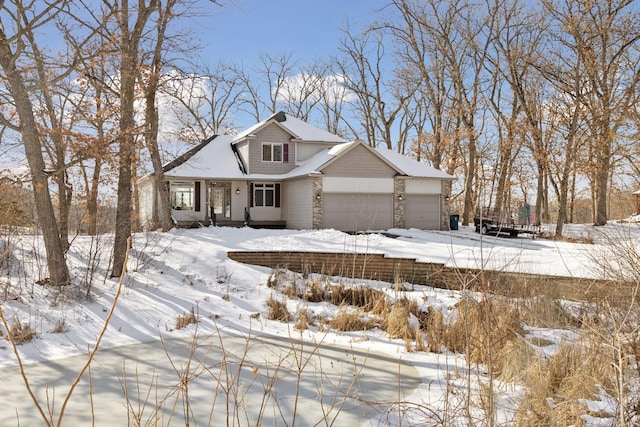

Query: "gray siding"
(322, 193), (393, 231)
(321, 144), (396, 178)
(282, 178), (313, 229)
(247, 124), (297, 175)
(296, 142), (335, 162)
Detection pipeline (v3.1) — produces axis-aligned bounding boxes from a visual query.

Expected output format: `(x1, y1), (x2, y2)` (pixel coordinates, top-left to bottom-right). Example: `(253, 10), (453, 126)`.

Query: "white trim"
(261, 142), (283, 163)
(405, 179), (441, 194)
(322, 177), (393, 193)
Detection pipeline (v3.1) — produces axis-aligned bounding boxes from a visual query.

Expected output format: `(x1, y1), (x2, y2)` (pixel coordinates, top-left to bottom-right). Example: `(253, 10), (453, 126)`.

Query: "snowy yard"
(0, 223), (638, 425)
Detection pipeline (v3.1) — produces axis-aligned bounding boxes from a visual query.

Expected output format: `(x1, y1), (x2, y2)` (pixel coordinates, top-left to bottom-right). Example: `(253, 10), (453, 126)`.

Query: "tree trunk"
(111, 42), (137, 277)
(461, 117), (476, 226)
(145, 90), (173, 231)
(0, 35), (70, 286)
(111, 0), (157, 277)
(594, 165), (609, 226)
(87, 159), (102, 235)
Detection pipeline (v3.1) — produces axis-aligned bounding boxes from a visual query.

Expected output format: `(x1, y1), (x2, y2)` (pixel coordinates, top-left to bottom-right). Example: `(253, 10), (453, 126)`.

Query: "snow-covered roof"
(233, 111), (348, 144)
(164, 135), (245, 179)
(375, 147), (455, 179)
(162, 116), (455, 182)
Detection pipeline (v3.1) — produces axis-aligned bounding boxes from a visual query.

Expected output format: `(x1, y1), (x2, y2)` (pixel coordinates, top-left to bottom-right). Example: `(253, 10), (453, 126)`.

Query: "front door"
(210, 183), (231, 224)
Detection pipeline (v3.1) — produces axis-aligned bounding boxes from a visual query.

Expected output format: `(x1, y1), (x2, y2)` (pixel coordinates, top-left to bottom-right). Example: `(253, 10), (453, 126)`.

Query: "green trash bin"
(449, 214), (459, 230)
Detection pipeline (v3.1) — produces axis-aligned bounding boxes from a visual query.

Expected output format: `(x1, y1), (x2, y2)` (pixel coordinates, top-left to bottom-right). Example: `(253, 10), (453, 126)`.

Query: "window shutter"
(250, 183), (254, 207)
(275, 183), (281, 208)
(283, 144), (289, 163)
(194, 181), (201, 211)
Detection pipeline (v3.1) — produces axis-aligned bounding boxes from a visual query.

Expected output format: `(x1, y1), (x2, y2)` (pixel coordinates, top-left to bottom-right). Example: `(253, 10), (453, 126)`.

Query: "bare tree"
(543, 0), (640, 226)
(336, 25), (412, 149)
(162, 63), (243, 141)
(491, 0), (549, 224)
(0, 1), (72, 285)
(277, 61), (327, 121)
(111, 0), (158, 278)
(387, 0), (496, 225)
(138, 0), (182, 232)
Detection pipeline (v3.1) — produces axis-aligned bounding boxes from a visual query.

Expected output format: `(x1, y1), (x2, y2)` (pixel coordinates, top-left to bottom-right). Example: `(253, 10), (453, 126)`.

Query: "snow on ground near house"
(0, 222), (638, 424)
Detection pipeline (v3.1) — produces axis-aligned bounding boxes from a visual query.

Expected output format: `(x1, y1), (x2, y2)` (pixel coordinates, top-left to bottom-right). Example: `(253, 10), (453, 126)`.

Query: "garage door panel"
(405, 195), (440, 229)
(323, 194), (392, 231)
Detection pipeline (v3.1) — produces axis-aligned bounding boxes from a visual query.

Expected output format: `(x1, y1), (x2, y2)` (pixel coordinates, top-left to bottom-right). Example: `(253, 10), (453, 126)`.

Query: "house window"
(252, 183), (280, 207)
(171, 181), (194, 210)
(262, 143), (283, 162)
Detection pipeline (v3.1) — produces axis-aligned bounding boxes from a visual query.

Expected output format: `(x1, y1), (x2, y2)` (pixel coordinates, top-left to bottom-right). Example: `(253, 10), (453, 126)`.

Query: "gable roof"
(164, 134), (244, 179)
(161, 115), (455, 182)
(376, 147), (455, 179)
(233, 111), (348, 144)
(313, 140), (404, 176)
(162, 135), (217, 173)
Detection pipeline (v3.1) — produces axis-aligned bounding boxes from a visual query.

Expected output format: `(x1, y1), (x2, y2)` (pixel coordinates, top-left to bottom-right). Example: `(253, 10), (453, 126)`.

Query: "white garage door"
(405, 195), (440, 230)
(323, 193), (393, 231)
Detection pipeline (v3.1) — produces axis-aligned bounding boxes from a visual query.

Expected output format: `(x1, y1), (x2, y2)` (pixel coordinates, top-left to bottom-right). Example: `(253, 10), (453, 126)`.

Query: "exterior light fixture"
(398, 194), (403, 201)
(236, 187), (240, 195)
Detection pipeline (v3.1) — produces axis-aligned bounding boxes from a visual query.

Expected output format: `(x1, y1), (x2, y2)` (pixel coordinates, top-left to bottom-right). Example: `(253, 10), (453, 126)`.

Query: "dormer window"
(262, 142), (283, 162)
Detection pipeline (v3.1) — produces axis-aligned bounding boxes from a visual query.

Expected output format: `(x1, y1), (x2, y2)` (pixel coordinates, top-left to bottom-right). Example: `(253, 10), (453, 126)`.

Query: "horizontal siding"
(296, 142), (335, 162)
(321, 144), (396, 178)
(248, 124), (296, 175)
(322, 177), (394, 193)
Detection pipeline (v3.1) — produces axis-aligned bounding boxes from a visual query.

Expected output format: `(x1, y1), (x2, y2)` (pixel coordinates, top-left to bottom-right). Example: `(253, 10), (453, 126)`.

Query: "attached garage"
(323, 193), (393, 231)
(405, 195), (441, 229)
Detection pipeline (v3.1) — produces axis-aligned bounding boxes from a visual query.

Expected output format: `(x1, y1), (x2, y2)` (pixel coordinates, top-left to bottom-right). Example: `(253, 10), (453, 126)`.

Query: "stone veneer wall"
(393, 177), (406, 228)
(312, 176), (323, 229)
(440, 180), (452, 230)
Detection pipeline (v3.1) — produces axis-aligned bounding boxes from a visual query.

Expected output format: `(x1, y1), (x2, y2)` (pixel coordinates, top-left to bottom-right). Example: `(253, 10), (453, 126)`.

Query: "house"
(137, 112), (456, 232)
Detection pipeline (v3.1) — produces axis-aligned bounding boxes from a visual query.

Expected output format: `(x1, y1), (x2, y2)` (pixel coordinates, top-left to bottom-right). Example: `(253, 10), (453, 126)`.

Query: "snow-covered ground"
(0, 223), (638, 425)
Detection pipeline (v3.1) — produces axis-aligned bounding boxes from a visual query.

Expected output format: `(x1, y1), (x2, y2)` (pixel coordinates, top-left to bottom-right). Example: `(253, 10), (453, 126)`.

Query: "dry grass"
(444, 296), (523, 375)
(424, 307), (445, 353)
(51, 317), (68, 334)
(515, 335), (615, 426)
(329, 285), (386, 312)
(515, 295), (578, 329)
(294, 309), (313, 331)
(328, 308), (378, 332)
(303, 279), (327, 302)
(175, 308), (198, 330)
(8, 318), (36, 344)
(266, 296), (290, 322)
(385, 302), (416, 340)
